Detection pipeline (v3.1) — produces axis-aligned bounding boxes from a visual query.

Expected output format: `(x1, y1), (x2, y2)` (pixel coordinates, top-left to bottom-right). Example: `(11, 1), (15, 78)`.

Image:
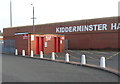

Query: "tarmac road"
(2, 54), (119, 82)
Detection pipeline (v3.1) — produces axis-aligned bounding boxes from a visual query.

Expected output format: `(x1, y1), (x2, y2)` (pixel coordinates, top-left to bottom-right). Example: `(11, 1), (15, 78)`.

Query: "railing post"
(31, 50), (34, 57)
(40, 51), (43, 58)
(22, 50), (25, 56)
(52, 52), (55, 60)
(81, 54), (86, 64)
(65, 53), (70, 62)
(100, 57), (106, 68)
(15, 49), (18, 55)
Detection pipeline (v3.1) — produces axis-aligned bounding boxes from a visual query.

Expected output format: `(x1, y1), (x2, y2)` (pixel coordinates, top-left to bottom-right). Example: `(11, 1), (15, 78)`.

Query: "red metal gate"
(40, 37), (44, 53)
(54, 37), (57, 52)
(58, 37), (60, 52)
(36, 37), (39, 54)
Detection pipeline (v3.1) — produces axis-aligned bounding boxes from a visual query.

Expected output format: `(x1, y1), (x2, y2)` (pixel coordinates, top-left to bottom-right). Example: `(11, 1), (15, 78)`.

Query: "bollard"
(65, 53), (70, 62)
(81, 54), (86, 64)
(15, 49), (18, 55)
(30, 50), (34, 57)
(40, 51), (43, 58)
(100, 57), (106, 68)
(52, 52), (55, 60)
(22, 50), (25, 56)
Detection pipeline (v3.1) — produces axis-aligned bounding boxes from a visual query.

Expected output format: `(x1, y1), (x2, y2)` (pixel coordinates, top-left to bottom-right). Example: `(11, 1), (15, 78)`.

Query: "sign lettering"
(56, 23), (119, 33)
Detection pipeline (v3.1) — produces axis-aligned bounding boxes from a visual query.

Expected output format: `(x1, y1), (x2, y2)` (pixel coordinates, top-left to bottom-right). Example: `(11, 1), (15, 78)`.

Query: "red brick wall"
(15, 35), (28, 55)
(65, 32), (118, 49)
(4, 17), (119, 50)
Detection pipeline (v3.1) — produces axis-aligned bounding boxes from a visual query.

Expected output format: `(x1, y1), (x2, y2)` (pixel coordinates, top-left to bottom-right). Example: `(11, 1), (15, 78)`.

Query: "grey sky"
(0, 0), (119, 32)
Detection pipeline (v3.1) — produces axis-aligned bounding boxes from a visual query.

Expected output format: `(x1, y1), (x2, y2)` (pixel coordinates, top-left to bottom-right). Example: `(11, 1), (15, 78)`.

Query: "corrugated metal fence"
(65, 40), (68, 50)
(2, 40), (15, 54)
(0, 40), (3, 54)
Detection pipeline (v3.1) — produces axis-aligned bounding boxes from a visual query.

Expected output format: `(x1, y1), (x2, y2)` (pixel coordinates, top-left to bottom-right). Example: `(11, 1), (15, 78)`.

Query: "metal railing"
(15, 49), (119, 69)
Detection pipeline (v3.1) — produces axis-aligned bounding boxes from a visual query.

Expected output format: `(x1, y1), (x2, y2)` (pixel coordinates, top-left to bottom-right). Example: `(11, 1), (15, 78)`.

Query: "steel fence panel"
(2, 40), (15, 54)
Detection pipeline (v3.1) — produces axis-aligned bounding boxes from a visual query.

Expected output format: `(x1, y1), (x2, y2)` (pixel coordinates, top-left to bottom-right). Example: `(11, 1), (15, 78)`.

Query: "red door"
(54, 37), (57, 52)
(36, 37), (39, 54)
(58, 37), (60, 52)
(40, 37), (44, 52)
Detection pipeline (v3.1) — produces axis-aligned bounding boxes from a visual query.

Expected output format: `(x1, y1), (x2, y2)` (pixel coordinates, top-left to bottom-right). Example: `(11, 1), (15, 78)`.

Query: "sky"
(0, 0), (119, 32)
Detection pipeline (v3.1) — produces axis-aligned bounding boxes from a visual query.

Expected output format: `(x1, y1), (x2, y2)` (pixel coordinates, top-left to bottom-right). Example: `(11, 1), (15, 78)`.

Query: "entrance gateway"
(15, 33), (65, 56)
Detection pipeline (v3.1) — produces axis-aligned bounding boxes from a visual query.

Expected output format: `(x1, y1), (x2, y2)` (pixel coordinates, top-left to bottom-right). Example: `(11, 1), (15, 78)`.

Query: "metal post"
(65, 53), (70, 62)
(31, 4), (36, 33)
(81, 54), (86, 64)
(33, 6), (35, 33)
(10, 0), (12, 27)
(31, 50), (34, 57)
(100, 57), (106, 68)
(15, 49), (18, 55)
(52, 52), (55, 60)
(40, 51), (43, 58)
(22, 50), (25, 56)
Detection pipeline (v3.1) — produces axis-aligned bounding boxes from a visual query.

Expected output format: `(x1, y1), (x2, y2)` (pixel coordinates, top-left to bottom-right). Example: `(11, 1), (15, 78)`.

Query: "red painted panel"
(40, 37), (44, 52)
(36, 37), (39, 54)
(58, 37), (60, 52)
(54, 37), (57, 52)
